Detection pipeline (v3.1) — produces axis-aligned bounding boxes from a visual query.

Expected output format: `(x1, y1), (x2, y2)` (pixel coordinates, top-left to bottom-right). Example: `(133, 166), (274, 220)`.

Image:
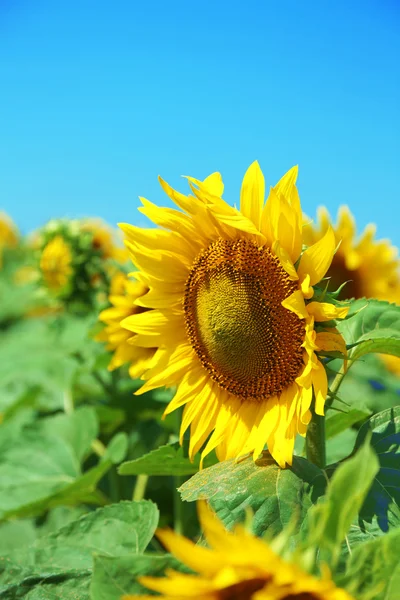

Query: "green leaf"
(337, 353), (400, 415)
(0, 417), (126, 520)
(325, 408), (371, 439)
(105, 432), (129, 465)
(337, 299), (400, 361)
(0, 501), (159, 599)
(90, 554), (181, 600)
(326, 429), (358, 465)
(119, 441), (216, 476)
(306, 441), (379, 563)
(353, 406), (400, 531)
(179, 452), (326, 541)
(37, 406), (99, 462)
(0, 520), (37, 556)
(1, 571), (92, 600)
(341, 527), (400, 600)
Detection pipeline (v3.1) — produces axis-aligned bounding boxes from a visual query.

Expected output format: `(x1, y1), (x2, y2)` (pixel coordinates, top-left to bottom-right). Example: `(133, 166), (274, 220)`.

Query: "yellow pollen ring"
(184, 239), (306, 401)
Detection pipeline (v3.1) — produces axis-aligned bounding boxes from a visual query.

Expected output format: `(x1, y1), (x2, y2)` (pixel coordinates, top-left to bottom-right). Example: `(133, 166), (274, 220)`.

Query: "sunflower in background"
(97, 272), (156, 379)
(35, 217), (128, 312)
(80, 218), (129, 263)
(0, 212), (19, 268)
(303, 206), (400, 300)
(120, 162), (348, 468)
(304, 206), (400, 374)
(124, 501), (354, 600)
(40, 235), (73, 292)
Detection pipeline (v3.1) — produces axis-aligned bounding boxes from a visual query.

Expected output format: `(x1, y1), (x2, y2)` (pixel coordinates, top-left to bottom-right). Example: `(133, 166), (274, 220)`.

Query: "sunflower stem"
(173, 475), (185, 535)
(306, 407), (326, 469)
(132, 474), (149, 502)
(326, 364), (347, 409)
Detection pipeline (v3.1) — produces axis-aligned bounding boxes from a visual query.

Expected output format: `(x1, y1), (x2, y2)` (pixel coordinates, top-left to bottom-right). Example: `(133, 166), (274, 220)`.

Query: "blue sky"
(1, 0), (399, 244)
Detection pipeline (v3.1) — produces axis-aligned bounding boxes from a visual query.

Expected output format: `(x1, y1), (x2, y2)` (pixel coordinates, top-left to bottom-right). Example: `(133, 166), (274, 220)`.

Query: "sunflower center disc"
(184, 239), (305, 400)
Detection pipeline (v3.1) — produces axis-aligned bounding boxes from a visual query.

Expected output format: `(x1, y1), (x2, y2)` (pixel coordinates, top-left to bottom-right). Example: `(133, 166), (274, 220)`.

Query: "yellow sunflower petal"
(239, 160), (265, 229)
(272, 240), (298, 280)
(155, 527), (224, 575)
(297, 225), (336, 286)
(281, 290), (308, 319)
(203, 172), (224, 197)
(312, 359), (328, 415)
(306, 301), (349, 322)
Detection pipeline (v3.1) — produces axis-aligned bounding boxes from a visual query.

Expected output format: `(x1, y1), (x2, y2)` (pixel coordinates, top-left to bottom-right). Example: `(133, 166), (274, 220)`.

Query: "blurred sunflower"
(0, 211), (19, 268)
(124, 502), (353, 600)
(97, 272), (155, 379)
(80, 218), (128, 263)
(40, 235), (73, 291)
(303, 206), (400, 301)
(120, 162), (348, 468)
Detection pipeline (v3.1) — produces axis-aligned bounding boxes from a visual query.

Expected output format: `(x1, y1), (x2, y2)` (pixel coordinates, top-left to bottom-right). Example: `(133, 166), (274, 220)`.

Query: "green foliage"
(0, 501), (159, 599)
(337, 298), (400, 361)
(179, 453), (326, 541)
(306, 442), (379, 563)
(1, 241), (400, 600)
(354, 406), (400, 531)
(0, 408), (127, 521)
(90, 554), (182, 600)
(341, 528), (400, 599)
(119, 441), (217, 476)
(326, 408), (371, 439)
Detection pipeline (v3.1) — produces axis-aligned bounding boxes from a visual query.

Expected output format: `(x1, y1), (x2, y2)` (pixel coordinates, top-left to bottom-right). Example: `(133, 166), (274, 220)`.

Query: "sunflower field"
(1, 163), (400, 600)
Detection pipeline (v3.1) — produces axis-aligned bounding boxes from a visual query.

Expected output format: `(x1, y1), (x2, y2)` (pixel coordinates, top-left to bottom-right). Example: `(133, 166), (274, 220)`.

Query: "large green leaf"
(119, 441), (217, 476)
(0, 412), (126, 520)
(179, 453), (326, 540)
(306, 442), (379, 563)
(36, 406), (99, 462)
(0, 501), (158, 599)
(353, 406), (400, 531)
(337, 299), (400, 361)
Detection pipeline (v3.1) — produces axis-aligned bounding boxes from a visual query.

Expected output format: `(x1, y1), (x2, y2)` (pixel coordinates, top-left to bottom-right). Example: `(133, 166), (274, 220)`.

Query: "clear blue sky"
(1, 0), (399, 244)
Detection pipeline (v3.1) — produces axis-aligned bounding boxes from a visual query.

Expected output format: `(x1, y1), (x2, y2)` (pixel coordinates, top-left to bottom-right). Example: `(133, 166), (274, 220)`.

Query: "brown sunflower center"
(217, 577), (268, 599)
(184, 239), (305, 400)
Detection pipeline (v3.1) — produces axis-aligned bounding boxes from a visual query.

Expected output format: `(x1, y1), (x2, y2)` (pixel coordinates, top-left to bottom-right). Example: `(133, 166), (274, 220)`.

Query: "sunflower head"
(123, 502), (354, 600)
(40, 235), (73, 292)
(120, 162), (349, 468)
(97, 272), (156, 379)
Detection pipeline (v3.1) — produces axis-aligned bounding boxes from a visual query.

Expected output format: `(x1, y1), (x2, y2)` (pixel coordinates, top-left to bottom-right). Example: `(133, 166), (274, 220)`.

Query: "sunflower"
(303, 206), (400, 301)
(40, 235), (73, 291)
(123, 502), (354, 600)
(97, 272), (156, 379)
(0, 212), (19, 268)
(80, 218), (128, 263)
(120, 162), (348, 468)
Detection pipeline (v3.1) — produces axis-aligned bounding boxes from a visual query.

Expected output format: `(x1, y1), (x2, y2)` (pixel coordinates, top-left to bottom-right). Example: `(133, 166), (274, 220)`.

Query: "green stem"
(326, 363), (347, 409)
(306, 359), (348, 466)
(132, 474), (149, 502)
(173, 475), (185, 535)
(306, 407), (326, 468)
(63, 389), (74, 414)
(91, 438), (106, 457)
